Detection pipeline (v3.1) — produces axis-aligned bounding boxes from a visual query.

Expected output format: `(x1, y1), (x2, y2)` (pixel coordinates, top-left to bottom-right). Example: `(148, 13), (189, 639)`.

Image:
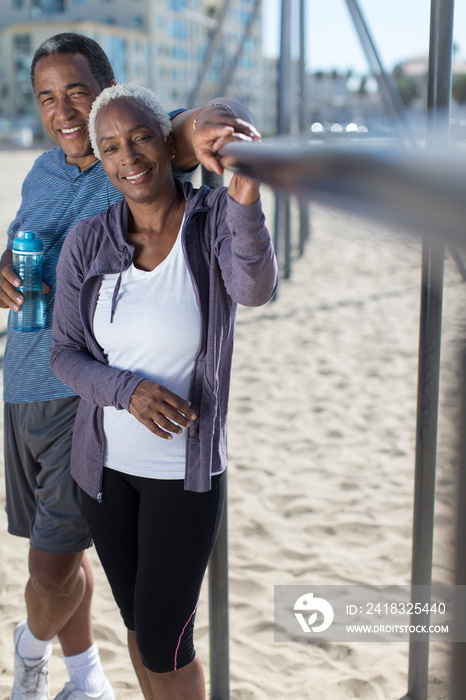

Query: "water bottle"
(11, 230), (45, 332)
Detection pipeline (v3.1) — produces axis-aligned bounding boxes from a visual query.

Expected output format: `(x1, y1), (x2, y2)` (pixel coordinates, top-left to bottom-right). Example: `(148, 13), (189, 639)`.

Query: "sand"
(0, 149), (462, 699)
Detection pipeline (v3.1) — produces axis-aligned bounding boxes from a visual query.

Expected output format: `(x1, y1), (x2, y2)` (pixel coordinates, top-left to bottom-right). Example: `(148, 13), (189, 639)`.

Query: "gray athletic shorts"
(3, 396), (92, 553)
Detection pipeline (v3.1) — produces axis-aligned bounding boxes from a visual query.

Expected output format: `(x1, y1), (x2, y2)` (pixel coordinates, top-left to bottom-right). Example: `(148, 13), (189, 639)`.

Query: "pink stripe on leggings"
(174, 597), (200, 670)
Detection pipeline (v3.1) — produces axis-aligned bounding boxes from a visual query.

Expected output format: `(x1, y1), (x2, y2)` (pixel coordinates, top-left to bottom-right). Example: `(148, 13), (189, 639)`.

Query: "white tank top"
(93, 222), (202, 479)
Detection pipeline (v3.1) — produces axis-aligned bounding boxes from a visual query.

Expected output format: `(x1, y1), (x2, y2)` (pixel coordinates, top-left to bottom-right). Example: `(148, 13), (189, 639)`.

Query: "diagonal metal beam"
(343, 0), (409, 130)
(218, 0), (261, 95)
(187, 0), (234, 107)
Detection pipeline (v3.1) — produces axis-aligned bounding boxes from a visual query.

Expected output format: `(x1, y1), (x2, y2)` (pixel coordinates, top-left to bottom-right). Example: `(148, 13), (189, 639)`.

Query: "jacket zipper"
(181, 207), (208, 419)
(79, 264), (130, 502)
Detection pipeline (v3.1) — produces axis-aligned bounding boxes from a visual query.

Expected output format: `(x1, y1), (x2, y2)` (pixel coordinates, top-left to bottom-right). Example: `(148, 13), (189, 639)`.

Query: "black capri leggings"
(81, 468), (226, 673)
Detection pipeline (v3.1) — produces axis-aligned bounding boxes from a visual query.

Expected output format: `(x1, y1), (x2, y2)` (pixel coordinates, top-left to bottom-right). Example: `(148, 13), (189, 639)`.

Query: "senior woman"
(50, 83), (278, 700)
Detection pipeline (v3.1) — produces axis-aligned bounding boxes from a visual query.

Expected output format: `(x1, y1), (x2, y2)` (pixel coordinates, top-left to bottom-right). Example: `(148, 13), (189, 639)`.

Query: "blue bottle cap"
(13, 230), (43, 253)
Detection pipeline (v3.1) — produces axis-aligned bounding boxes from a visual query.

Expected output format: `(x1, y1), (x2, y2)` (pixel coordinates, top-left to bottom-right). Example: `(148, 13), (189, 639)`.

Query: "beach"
(0, 149), (462, 699)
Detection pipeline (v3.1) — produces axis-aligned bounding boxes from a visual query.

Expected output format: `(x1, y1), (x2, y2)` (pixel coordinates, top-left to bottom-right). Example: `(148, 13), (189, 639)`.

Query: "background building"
(4, 1), (457, 146)
(0, 0), (273, 141)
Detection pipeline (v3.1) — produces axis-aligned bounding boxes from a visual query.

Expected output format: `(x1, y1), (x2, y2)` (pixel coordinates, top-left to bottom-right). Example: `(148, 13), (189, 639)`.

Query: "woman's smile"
(123, 168), (151, 183)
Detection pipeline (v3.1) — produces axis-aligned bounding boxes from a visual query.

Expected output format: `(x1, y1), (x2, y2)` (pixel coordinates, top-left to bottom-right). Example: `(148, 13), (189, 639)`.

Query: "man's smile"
(60, 125), (85, 134)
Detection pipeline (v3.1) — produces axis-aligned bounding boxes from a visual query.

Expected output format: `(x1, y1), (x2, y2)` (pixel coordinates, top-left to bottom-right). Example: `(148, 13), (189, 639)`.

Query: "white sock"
(64, 643), (107, 695)
(17, 622), (53, 660)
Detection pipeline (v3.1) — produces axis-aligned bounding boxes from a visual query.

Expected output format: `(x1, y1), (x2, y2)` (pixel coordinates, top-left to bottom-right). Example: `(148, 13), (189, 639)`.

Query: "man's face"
(34, 52), (108, 171)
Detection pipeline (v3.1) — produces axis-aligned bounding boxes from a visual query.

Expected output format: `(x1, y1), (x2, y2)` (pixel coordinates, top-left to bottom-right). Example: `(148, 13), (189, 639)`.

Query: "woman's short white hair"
(88, 83), (172, 159)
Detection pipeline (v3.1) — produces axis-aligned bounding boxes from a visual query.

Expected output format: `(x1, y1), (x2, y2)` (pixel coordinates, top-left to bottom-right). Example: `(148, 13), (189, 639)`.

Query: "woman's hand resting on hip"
(129, 379), (196, 440)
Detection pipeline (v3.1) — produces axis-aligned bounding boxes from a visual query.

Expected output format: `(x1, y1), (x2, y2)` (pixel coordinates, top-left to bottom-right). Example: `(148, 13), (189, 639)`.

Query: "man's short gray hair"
(31, 33), (114, 91)
(88, 83), (172, 159)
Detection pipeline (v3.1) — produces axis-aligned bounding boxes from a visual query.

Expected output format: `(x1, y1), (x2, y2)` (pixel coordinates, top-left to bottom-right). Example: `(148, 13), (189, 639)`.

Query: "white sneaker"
(10, 621), (51, 700)
(52, 678), (116, 700)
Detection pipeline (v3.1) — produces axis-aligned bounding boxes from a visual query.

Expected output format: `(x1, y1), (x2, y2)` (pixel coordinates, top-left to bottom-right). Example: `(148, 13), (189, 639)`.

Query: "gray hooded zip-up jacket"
(50, 181), (278, 499)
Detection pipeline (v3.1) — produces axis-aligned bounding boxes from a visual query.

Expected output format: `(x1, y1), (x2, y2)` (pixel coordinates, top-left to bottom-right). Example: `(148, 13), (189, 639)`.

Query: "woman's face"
(95, 98), (174, 204)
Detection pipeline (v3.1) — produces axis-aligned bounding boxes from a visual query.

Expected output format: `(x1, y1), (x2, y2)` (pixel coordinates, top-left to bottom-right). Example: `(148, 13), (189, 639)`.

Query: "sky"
(262, 0), (466, 75)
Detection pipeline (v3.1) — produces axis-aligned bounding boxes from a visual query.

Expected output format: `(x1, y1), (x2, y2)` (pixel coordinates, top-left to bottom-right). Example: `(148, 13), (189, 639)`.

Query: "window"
(239, 9), (249, 26)
(13, 34), (31, 53)
(171, 46), (188, 60)
(130, 15), (144, 28)
(104, 36), (128, 81)
(244, 37), (254, 54)
(31, 0), (65, 14)
(239, 56), (253, 70)
(169, 19), (187, 40)
(13, 35), (32, 84)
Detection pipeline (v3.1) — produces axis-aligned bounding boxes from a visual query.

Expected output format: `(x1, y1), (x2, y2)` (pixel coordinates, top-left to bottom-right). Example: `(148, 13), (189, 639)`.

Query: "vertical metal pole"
(209, 492), (229, 700)
(298, 200), (309, 256)
(277, 0), (292, 136)
(407, 242), (445, 700)
(274, 0), (292, 279)
(298, 0), (310, 255)
(274, 193), (291, 279)
(202, 166), (230, 700)
(298, 0), (307, 135)
(450, 344), (466, 700)
(406, 2), (454, 699)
